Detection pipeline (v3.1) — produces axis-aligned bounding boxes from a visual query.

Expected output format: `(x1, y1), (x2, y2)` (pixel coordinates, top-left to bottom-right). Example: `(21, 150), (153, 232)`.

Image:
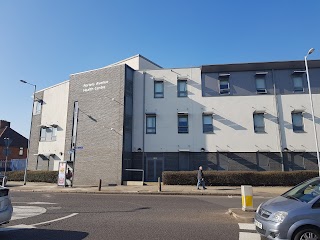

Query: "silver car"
(0, 187), (13, 225)
(255, 177), (320, 240)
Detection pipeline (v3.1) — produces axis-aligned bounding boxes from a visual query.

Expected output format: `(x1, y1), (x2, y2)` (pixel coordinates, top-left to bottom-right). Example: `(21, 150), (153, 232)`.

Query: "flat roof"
(201, 60), (320, 73)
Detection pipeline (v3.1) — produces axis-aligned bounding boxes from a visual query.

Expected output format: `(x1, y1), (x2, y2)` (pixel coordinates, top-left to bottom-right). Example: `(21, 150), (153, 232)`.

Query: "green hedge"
(162, 171), (319, 186)
(5, 171), (58, 183)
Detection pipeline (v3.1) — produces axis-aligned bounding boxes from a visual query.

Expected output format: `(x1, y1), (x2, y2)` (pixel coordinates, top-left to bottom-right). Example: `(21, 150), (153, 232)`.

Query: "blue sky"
(1, 0), (319, 137)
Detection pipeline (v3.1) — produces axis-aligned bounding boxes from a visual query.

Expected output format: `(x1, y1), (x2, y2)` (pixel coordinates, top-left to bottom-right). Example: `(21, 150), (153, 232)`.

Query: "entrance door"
(179, 152), (190, 170)
(146, 157), (164, 181)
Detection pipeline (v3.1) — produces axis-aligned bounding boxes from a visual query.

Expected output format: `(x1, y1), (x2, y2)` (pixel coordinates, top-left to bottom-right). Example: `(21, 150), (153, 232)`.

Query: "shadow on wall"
(213, 114), (247, 130)
(0, 229), (89, 240)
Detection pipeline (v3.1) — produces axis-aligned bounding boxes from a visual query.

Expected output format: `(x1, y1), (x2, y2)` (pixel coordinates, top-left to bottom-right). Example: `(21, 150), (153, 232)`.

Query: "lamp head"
(308, 48), (315, 55)
(20, 80), (27, 83)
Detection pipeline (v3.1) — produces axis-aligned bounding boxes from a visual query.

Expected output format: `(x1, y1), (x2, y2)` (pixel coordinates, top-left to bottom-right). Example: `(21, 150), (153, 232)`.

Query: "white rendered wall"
(38, 81), (69, 170)
(279, 94), (320, 152)
(132, 68), (320, 153)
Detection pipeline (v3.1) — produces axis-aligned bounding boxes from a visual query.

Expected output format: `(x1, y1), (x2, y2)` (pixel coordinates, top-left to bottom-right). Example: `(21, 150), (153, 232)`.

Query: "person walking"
(197, 166), (207, 190)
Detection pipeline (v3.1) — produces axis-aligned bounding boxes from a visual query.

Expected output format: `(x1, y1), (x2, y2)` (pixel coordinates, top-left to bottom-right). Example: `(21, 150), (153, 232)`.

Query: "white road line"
(0, 213), (79, 232)
(238, 223), (256, 231)
(0, 224), (36, 232)
(12, 206), (47, 220)
(12, 202), (57, 205)
(33, 213), (79, 226)
(239, 232), (261, 240)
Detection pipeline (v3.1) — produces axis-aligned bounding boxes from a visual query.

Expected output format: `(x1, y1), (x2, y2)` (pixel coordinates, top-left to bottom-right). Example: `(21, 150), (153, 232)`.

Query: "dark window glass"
(146, 116), (156, 134)
(178, 115), (188, 133)
(177, 80), (187, 97)
(203, 115), (213, 133)
(253, 113), (265, 133)
(154, 81), (164, 98)
(292, 112), (304, 132)
(219, 79), (230, 94)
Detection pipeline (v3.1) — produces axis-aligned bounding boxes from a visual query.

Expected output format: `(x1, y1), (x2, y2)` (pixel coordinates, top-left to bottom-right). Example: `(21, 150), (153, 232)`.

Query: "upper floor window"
(40, 126), (58, 141)
(293, 75), (304, 92)
(253, 113), (265, 133)
(146, 115), (156, 134)
(203, 114), (213, 133)
(33, 100), (43, 115)
(154, 81), (164, 98)
(219, 77), (230, 95)
(256, 76), (267, 94)
(292, 112), (304, 132)
(178, 114), (188, 133)
(177, 80), (187, 97)
(19, 147), (23, 156)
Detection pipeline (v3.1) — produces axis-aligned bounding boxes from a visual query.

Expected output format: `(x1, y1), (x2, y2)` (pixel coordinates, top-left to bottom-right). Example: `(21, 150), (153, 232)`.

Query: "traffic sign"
(3, 138), (12, 147)
(2, 148), (11, 156)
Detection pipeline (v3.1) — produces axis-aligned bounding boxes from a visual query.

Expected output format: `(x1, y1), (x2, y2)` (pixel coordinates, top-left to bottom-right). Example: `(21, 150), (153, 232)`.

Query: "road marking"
(239, 232), (261, 240)
(33, 213), (78, 226)
(12, 202), (57, 205)
(12, 206), (47, 220)
(0, 213), (79, 232)
(238, 223), (261, 240)
(0, 224), (36, 232)
(238, 223), (256, 230)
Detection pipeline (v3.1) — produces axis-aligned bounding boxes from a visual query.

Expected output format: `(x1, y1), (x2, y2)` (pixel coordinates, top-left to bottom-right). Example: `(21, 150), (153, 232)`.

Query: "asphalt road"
(1, 192), (268, 240)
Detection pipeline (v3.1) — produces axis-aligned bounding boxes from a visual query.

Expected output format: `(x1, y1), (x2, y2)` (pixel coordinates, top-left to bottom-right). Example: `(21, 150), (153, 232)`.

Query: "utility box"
(241, 185), (253, 211)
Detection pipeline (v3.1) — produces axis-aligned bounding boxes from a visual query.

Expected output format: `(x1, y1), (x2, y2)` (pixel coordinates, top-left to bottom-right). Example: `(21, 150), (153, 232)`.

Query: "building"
(0, 120), (28, 171)
(28, 55), (320, 186)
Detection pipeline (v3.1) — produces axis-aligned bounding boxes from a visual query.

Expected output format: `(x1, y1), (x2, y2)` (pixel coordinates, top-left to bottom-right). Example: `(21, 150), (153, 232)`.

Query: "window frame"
(19, 147), (23, 156)
(292, 112), (304, 132)
(146, 115), (156, 134)
(219, 78), (230, 95)
(292, 74), (304, 93)
(154, 80), (164, 98)
(253, 113), (266, 133)
(177, 80), (188, 97)
(255, 76), (267, 94)
(202, 114), (214, 133)
(39, 126), (58, 141)
(34, 100), (43, 115)
(178, 114), (189, 133)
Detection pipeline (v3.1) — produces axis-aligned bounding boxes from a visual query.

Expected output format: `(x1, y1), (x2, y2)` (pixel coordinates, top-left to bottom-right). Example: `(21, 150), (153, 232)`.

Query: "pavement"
(6, 181), (290, 222)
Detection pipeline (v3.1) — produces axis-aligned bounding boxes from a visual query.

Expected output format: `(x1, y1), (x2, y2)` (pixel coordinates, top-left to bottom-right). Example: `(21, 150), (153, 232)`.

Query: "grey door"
(179, 152), (189, 171)
(146, 157), (164, 181)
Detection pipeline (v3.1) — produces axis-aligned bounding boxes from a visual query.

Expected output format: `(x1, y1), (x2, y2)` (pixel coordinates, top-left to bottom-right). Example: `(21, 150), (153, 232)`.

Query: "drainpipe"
(142, 72), (146, 181)
(272, 69), (285, 171)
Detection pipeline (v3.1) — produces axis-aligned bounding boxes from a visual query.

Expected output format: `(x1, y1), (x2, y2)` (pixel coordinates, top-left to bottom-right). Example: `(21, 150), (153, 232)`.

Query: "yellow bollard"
(241, 185), (253, 211)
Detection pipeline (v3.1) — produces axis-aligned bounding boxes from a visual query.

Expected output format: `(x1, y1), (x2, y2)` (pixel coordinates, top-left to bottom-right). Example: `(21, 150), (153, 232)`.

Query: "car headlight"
(270, 211), (288, 223)
(256, 203), (262, 213)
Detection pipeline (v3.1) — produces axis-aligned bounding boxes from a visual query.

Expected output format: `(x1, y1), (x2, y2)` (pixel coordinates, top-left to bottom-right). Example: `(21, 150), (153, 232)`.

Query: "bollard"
(241, 185), (253, 211)
(158, 177), (161, 192)
(98, 179), (102, 191)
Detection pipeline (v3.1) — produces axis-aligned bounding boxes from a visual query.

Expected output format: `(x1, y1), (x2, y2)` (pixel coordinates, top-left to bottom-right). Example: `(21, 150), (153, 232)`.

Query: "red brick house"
(0, 120), (28, 170)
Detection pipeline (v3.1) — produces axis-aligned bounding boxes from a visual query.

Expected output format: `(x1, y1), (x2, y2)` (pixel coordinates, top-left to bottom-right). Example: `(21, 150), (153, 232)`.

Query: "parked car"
(0, 186), (13, 225)
(255, 177), (320, 240)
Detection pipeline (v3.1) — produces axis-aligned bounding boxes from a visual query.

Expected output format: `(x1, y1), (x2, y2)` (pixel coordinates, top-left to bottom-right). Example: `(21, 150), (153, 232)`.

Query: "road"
(1, 192), (269, 240)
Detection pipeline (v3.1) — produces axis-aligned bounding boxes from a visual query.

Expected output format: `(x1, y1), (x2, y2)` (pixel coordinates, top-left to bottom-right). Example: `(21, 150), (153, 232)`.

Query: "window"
(256, 77), (267, 93)
(146, 115), (156, 134)
(177, 80), (187, 97)
(292, 112), (304, 132)
(19, 147), (23, 156)
(203, 115), (213, 133)
(40, 127), (58, 141)
(253, 113), (265, 133)
(219, 79), (230, 94)
(34, 100), (42, 115)
(154, 81), (164, 98)
(178, 115), (188, 133)
(293, 75), (303, 92)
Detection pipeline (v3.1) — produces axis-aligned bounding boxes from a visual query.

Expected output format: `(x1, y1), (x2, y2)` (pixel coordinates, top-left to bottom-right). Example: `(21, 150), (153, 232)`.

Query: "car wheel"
(294, 227), (320, 240)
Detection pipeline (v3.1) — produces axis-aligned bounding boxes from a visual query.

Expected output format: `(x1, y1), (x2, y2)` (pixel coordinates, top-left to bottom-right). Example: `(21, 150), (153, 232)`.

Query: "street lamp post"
(304, 48), (320, 175)
(20, 80), (37, 185)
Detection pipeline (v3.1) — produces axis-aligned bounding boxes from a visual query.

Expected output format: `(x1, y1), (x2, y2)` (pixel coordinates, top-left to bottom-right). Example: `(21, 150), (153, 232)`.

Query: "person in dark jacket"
(197, 166), (207, 190)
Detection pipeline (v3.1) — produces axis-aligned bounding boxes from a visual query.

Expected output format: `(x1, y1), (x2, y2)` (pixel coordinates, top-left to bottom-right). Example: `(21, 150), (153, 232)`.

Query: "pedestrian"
(197, 166), (207, 190)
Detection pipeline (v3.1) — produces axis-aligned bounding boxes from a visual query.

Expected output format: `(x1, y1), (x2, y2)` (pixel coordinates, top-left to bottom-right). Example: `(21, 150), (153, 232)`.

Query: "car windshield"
(282, 178), (320, 203)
